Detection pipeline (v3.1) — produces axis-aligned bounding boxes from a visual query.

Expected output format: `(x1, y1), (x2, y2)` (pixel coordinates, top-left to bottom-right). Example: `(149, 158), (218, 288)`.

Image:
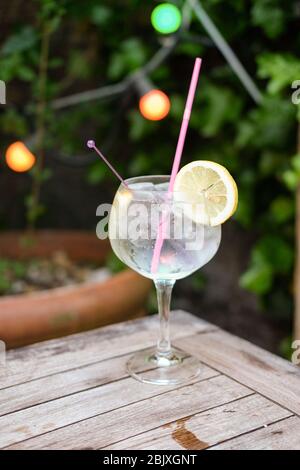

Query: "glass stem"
(154, 279), (175, 358)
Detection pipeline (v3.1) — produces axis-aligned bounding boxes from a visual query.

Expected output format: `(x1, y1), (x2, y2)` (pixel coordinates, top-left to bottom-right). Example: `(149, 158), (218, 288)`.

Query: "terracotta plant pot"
(0, 231), (152, 348)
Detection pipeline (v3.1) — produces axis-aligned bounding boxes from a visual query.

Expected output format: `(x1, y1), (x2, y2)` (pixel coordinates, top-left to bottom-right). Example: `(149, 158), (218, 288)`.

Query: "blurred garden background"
(0, 0), (300, 355)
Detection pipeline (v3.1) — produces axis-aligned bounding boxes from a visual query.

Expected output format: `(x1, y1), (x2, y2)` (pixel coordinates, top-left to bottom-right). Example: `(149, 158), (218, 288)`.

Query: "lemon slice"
(173, 161), (238, 226)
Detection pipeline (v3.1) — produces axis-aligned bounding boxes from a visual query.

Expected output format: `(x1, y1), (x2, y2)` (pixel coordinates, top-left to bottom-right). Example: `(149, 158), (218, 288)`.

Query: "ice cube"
(128, 182), (156, 203)
(128, 182), (155, 191)
(154, 182), (169, 191)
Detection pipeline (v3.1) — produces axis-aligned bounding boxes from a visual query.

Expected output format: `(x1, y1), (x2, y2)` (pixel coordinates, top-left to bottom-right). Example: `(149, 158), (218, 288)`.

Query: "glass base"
(126, 346), (201, 386)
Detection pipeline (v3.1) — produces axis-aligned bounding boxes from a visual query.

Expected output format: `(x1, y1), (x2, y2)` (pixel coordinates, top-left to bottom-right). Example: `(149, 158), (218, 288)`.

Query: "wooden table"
(1, 311), (299, 450)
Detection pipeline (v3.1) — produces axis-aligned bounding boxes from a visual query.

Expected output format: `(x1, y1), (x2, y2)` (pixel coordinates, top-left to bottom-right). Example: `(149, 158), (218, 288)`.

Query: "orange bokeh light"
(5, 141), (36, 172)
(139, 89), (170, 121)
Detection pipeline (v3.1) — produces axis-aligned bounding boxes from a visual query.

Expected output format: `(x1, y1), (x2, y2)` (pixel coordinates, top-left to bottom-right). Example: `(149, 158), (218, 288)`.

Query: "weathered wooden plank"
(0, 363), (218, 448)
(0, 352), (177, 416)
(174, 331), (300, 416)
(1, 311), (215, 389)
(211, 416), (300, 450)
(104, 394), (292, 450)
(5, 375), (250, 450)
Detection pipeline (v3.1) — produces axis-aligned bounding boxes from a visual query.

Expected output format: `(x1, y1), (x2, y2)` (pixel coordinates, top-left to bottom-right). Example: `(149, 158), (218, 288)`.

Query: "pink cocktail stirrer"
(151, 57), (202, 274)
(87, 140), (128, 188)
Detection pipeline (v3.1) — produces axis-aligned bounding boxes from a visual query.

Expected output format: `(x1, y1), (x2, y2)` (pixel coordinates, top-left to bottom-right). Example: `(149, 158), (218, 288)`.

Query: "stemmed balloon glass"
(89, 57), (219, 385)
(109, 175), (221, 385)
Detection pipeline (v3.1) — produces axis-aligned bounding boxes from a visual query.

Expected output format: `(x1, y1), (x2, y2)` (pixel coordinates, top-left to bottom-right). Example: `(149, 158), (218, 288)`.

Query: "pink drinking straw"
(151, 58), (202, 274)
(87, 139), (129, 188)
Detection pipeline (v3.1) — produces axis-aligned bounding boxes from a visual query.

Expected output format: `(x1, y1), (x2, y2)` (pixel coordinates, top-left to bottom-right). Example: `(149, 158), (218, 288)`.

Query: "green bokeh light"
(151, 3), (182, 34)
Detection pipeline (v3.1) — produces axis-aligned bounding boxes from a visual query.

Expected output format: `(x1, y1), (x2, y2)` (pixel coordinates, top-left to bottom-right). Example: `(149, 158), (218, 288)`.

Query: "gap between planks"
(0, 331), (217, 416)
(0, 310), (217, 390)
(209, 415), (300, 450)
(3, 311), (298, 450)
(0, 350), (193, 417)
(3, 374), (250, 449)
(173, 330), (300, 417)
(102, 394), (293, 451)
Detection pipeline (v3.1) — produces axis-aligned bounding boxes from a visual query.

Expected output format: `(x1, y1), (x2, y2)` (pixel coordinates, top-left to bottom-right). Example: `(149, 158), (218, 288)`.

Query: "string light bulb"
(5, 141), (36, 172)
(139, 89), (170, 120)
(151, 3), (182, 34)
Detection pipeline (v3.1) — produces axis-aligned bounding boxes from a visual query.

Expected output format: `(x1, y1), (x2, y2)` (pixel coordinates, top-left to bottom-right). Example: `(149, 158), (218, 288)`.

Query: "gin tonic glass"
(109, 175), (221, 385)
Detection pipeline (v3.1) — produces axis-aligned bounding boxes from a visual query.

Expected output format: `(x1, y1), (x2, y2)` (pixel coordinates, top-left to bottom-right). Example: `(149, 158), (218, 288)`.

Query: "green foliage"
(254, 236), (294, 274)
(279, 335), (293, 360)
(0, 259), (27, 295)
(90, 5), (112, 26)
(251, 0), (286, 38)
(270, 196), (294, 224)
(1, 26), (38, 56)
(282, 154), (300, 191)
(0, 109), (29, 136)
(25, 194), (46, 225)
(191, 272), (206, 290)
(257, 53), (300, 94)
(241, 235), (294, 296)
(236, 96), (295, 150)
(106, 252), (126, 274)
(234, 25), (299, 313)
(108, 38), (148, 80)
(87, 161), (109, 185)
(240, 262), (273, 295)
(198, 83), (243, 137)
(68, 51), (93, 80)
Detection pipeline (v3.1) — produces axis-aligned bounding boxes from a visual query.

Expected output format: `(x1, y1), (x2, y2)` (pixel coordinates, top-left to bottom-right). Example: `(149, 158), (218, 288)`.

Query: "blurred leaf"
(48, 57), (63, 69)
(68, 51), (93, 80)
(146, 288), (158, 315)
(108, 38), (148, 79)
(241, 232), (294, 295)
(107, 52), (125, 80)
(169, 94), (185, 120)
(177, 41), (203, 57)
(90, 5), (112, 26)
(270, 196), (294, 223)
(236, 121), (254, 148)
(106, 252), (125, 273)
(291, 153), (300, 172)
(258, 151), (283, 176)
(282, 169), (299, 191)
(0, 53), (35, 82)
(197, 84), (242, 137)
(87, 161), (108, 185)
(38, 0), (66, 24)
(12, 260), (27, 278)
(236, 96), (295, 149)
(234, 192), (253, 227)
(0, 109), (28, 136)
(25, 196), (46, 224)
(128, 152), (152, 175)
(257, 53), (300, 94)
(253, 235), (294, 274)
(1, 26), (38, 55)
(128, 110), (156, 141)
(251, 0), (286, 38)
(191, 272), (206, 290)
(0, 275), (10, 295)
(279, 335), (293, 360)
(30, 167), (53, 182)
(240, 262), (273, 295)
(297, 103), (300, 123)
(17, 65), (36, 81)
(151, 65), (170, 81)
